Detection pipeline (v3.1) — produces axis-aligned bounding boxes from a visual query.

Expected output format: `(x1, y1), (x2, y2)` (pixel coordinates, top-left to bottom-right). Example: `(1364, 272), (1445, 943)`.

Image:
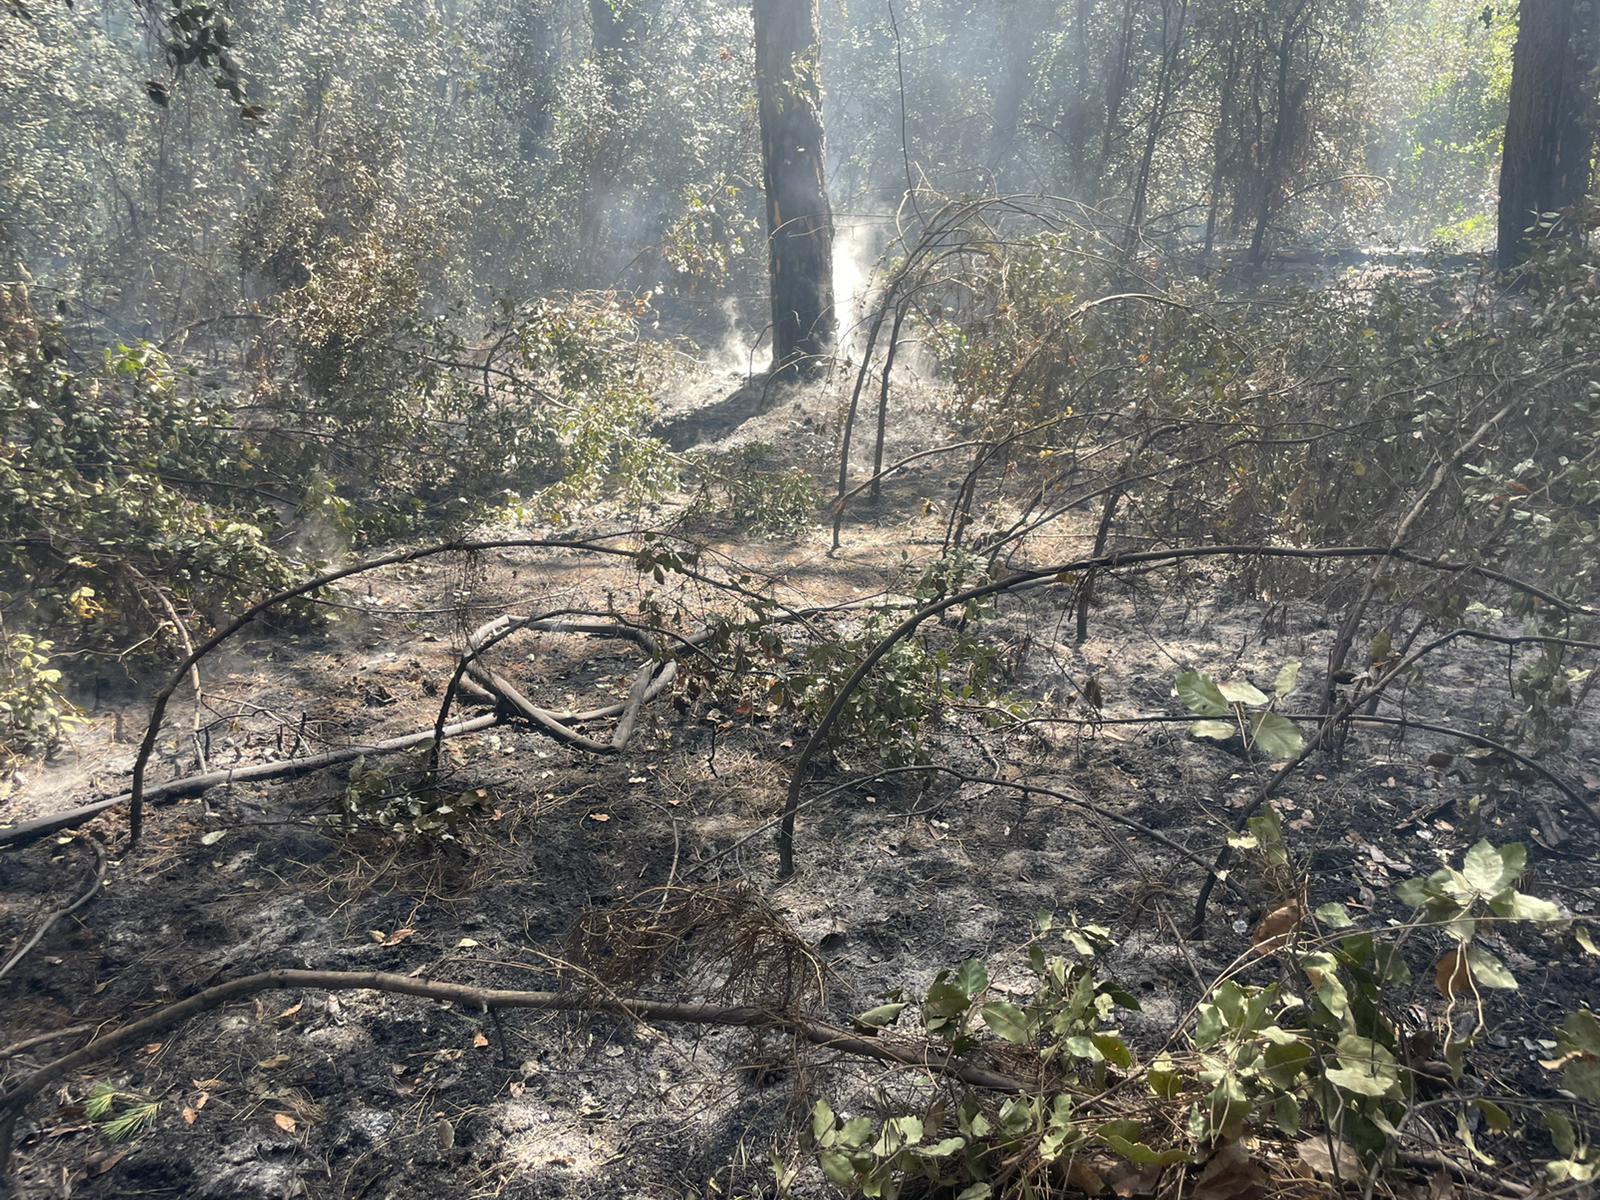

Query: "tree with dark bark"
(753, 0), (835, 374)
(1496, 0), (1599, 268)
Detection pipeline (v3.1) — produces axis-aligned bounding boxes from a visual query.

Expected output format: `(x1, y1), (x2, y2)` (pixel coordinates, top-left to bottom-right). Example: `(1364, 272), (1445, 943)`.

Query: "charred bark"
(754, 0), (836, 374)
(1496, 0), (1598, 268)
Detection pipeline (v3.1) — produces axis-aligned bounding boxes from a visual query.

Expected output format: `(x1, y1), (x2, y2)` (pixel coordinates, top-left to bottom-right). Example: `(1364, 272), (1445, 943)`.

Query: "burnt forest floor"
(2, 362), (1598, 1200)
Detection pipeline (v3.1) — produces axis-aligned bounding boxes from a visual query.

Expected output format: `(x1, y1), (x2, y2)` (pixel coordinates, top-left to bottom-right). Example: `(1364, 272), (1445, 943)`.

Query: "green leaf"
(1328, 1033), (1402, 1097)
(1203, 1074), (1251, 1140)
(839, 1116), (875, 1148)
(855, 1002), (908, 1029)
(1325, 1066), (1398, 1097)
(1148, 1055), (1184, 1099)
(1219, 679), (1270, 706)
(955, 1185), (993, 1200)
(955, 958), (988, 1000)
(1316, 902), (1355, 929)
(1191, 719), (1237, 741)
(818, 1149), (857, 1186)
(920, 1136), (966, 1158)
(1064, 1035), (1103, 1061)
(1490, 889), (1561, 922)
(980, 1001), (1033, 1044)
(1097, 1119), (1189, 1165)
(811, 1100), (836, 1142)
(1547, 1112), (1577, 1158)
(1176, 671), (1229, 717)
(1250, 712), (1304, 759)
(1092, 1032), (1133, 1068)
(1395, 877), (1433, 909)
(1465, 945), (1518, 989)
(1273, 1094), (1301, 1135)
(1462, 841), (1507, 894)
(1274, 660), (1302, 698)
(1473, 1099), (1511, 1133)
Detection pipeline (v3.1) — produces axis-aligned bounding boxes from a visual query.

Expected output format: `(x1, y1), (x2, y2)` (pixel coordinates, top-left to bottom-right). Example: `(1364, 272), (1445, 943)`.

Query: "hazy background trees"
(4, 0), (1592, 352)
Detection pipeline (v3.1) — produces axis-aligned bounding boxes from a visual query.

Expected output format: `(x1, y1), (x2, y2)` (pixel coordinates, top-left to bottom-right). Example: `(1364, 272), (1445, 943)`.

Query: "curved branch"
(0, 968), (1029, 1175)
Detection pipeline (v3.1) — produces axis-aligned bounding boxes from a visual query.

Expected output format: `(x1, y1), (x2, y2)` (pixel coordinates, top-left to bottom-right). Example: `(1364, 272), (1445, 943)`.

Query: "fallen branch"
(124, 534), (650, 845)
(0, 713), (505, 853)
(0, 968), (1029, 1175)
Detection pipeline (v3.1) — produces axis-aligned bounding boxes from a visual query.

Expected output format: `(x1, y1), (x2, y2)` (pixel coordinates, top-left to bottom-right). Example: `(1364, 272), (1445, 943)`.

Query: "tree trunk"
(1123, 0), (1190, 256)
(754, 0), (836, 374)
(1203, 24), (1241, 256)
(987, 0), (1047, 178)
(1496, 0), (1599, 269)
(1247, 0), (1312, 267)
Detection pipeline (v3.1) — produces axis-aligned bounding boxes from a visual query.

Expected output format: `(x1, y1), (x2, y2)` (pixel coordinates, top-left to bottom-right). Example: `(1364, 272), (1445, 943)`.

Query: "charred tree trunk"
(1203, 23), (1242, 256)
(754, 0), (836, 374)
(1247, 0), (1312, 267)
(1496, 0), (1599, 268)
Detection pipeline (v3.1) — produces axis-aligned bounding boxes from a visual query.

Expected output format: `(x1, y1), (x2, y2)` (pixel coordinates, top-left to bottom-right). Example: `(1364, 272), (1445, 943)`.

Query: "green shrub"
(0, 285), (300, 648)
(0, 630), (79, 791)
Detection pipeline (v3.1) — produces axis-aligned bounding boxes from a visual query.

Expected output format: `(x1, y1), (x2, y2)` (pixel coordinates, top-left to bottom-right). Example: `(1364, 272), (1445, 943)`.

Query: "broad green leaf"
(1219, 679), (1270, 706)
(840, 1116), (875, 1148)
(818, 1150), (857, 1186)
(1203, 1074), (1251, 1140)
(855, 1003), (908, 1029)
(1473, 1099), (1511, 1133)
(1148, 1055), (1183, 1099)
(955, 958), (988, 1000)
(1395, 877), (1433, 909)
(1250, 712), (1304, 759)
(920, 1136), (966, 1158)
(1563, 1056), (1600, 1104)
(1490, 889), (1561, 922)
(1547, 1112), (1577, 1159)
(1176, 671), (1229, 717)
(1329, 1034), (1402, 1097)
(1462, 841), (1507, 894)
(1097, 1120), (1191, 1166)
(1274, 660), (1302, 698)
(1191, 719), (1236, 741)
(955, 1185), (993, 1200)
(1273, 1094), (1301, 1135)
(980, 1001), (1032, 1044)
(1315, 902), (1354, 929)
(1092, 1032), (1132, 1068)
(1325, 1066), (1398, 1097)
(1465, 945), (1518, 989)
(1558, 1009), (1600, 1056)
(811, 1100), (836, 1141)
(1064, 1035), (1103, 1060)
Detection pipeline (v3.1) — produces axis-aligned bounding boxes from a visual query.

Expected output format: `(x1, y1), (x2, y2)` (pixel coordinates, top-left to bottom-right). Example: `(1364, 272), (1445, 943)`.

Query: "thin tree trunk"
(1203, 27), (1241, 256)
(754, 0), (836, 374)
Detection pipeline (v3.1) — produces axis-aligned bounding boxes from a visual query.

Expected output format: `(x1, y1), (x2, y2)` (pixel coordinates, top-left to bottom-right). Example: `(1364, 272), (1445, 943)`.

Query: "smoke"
(831, 219), (881, 356)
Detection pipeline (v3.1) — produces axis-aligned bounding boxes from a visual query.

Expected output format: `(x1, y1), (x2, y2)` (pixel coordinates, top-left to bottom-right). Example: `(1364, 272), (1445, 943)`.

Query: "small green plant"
(1175, 661), (1304, 760)
(84, 1081), (160, 1143)
(1396, 839), (1560, 1015)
